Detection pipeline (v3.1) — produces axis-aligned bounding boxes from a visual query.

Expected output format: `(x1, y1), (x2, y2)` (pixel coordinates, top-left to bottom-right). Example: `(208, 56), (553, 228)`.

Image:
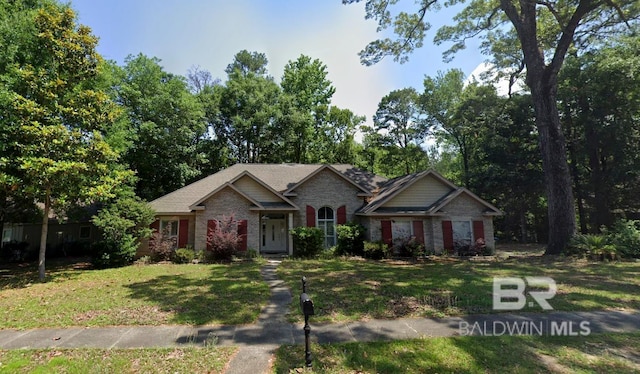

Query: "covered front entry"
(260, 213), (290, 254)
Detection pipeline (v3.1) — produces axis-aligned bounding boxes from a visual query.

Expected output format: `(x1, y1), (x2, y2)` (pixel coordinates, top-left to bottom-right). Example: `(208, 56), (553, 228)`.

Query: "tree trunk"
(38, 193), (50, 282)
(529, 80), (576, 254)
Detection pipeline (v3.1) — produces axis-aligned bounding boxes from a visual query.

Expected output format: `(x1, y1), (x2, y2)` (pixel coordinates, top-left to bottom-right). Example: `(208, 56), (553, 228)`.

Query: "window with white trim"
(317, 207), (335, 248)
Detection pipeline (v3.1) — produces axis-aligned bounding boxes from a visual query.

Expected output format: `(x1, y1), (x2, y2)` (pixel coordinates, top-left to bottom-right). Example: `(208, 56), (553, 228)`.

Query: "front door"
(261, 219), (286, 253)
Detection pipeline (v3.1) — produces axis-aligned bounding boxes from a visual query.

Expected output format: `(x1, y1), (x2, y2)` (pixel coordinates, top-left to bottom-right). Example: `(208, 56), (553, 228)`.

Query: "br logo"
(493, 277), (557, 310)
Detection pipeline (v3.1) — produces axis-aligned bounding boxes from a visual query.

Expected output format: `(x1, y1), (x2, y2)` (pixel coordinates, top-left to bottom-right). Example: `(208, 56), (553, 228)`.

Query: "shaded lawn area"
(0, 261), (270, 329)
(0, 346), (236, 373)
(278, 257), (640, 323)
(273, 333), (640, 373)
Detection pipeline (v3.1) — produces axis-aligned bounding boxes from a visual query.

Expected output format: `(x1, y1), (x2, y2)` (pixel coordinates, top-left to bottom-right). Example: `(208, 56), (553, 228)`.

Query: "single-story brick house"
(143, 163), (502, 256)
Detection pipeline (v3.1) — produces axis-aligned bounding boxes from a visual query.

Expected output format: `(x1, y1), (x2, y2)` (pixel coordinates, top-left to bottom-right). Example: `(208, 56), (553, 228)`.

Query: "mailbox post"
(300, 276), (314, 368)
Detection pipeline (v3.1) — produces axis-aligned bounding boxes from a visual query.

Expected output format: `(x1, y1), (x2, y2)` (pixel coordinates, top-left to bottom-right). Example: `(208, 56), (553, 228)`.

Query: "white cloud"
(466, 62), (527, 96)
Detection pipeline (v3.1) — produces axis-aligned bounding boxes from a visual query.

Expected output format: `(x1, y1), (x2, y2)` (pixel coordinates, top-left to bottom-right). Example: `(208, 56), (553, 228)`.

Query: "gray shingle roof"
(149, 163), (387, 214)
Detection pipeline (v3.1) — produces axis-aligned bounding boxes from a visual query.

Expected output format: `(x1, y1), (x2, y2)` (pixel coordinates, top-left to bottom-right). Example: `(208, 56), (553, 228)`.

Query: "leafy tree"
(467, 94), (547, 242)
(278, 55), (336, 163)
(194, 82), (232, 175)
(1, 2), (129, 280)
(559, 33), (640, 231)
(312, 106), (364, 164)
(225, 49), (269, 77)
(368, 88), (427, 175)
(281, 54), (336, 110)
(217, 51), (281, 163)
(92, 186), (155, 268)
(117, 54), (207, 200)
(345, 0), (640, 254)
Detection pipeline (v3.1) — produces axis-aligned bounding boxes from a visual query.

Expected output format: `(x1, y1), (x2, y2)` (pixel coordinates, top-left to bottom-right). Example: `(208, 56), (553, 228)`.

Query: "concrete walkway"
(1, 260), (639, 373)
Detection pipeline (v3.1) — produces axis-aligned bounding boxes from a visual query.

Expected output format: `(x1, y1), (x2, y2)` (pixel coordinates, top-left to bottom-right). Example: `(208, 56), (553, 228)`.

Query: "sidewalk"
(1, 260), (639, 373)
(1, 309), (639, 350)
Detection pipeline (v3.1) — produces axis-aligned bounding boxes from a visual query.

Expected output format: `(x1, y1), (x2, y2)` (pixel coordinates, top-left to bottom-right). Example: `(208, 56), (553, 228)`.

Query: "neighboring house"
(144, 164), (502, 256)
(2, 205), (101, 259)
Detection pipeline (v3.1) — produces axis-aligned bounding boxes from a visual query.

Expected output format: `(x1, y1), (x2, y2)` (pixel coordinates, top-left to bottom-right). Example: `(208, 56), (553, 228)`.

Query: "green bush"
(396, 237), (425, 257)
(363, 241), (390, 260)
(606, 220), (640, 259)
(92, 238), (138, 268)
(0, 241), (30, 262)
(91, 192), (155, 268)
(290, 227), (324, 258)
(481, 245), (495, 256)
(319, 246), (338, 259)
(172, 248), (196, 264)
(336, 223), (366, 256)
(568, 234), (617, 261)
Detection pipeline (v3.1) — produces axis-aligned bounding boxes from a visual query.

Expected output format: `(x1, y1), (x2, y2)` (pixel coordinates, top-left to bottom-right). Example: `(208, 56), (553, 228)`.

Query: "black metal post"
(304, 314), (312, 367)
(301, 276), (312, 368)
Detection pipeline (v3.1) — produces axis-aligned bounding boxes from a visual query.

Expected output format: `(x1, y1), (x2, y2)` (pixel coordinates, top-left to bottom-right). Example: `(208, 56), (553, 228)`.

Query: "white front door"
(261, 219), (286, 253)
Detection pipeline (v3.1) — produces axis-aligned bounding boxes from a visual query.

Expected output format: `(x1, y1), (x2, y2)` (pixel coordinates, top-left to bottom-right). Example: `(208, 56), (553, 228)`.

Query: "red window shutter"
(150, 220), (160, 232)
(381, 220), (392, 246)
(412, 221), (424, 244)
(337, 205), (347, 225)
(473, 220), (485, 241)
(206, 220), (217, 251)
(237, 220), (248, 251)
(306, 205), (316, 227)
(178, 219), (189, 248)
(442, 220), (454, 251)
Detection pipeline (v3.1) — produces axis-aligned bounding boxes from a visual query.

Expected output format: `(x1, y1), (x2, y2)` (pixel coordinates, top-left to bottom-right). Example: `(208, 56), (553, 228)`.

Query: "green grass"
(273, 333), (640, 373)
(0, 261), (270, 329)
(278, 257), (640, 322)
(0, 347), (236, 373)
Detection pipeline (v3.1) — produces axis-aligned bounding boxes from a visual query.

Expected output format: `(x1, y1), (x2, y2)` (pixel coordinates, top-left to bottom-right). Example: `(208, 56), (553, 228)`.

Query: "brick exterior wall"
(361, 193), (496, 254)
(194, 187), (259, 251)
(431, 194), (496, 252)
(288, 169), (367, 228)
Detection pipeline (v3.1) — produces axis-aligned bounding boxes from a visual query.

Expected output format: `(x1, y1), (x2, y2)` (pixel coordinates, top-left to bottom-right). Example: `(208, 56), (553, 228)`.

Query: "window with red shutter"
(306, 205), (316, 227)
(381, 220), (392, 246)
(442, 220), (454, 252)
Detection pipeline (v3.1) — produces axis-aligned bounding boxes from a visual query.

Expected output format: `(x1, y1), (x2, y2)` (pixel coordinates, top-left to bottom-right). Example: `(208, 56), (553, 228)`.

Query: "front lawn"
(273, 333), (640, 373)
(0, 347), (236, 373)
(278, 256), (640, 323)
(0, 261), (270, 329)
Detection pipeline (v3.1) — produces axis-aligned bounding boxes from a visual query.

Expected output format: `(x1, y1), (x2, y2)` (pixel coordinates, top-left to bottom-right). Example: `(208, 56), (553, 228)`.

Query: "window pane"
(325, 207), (333, 219)
(453, 221), (472, 246)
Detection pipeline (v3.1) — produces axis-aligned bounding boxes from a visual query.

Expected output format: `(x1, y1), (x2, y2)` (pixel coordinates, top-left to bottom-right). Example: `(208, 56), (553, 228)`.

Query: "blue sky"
(70, 0), (487, 125)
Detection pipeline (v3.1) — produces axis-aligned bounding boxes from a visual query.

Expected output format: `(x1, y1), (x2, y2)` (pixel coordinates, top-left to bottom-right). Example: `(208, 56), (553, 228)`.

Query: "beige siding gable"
(233, 175), (282, 203)
(381, 175), (453, 208)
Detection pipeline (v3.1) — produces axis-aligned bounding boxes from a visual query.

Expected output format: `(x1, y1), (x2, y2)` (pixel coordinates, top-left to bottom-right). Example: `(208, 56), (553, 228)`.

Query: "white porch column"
(288, 212), (294, 256)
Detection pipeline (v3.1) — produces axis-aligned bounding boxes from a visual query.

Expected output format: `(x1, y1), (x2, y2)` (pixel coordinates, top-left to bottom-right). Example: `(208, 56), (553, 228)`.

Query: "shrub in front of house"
(290, 227), (324, 258)
(363, 241), (390, 260)
(92, 238), (138, 268)
(172, 248), (196, 264)
(92, 193), (155, 268)
(149, 230), (177, 262)
(335, 223), (366, 256)
(0, 241), (31, 263)
(205, 216), (240, 262)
